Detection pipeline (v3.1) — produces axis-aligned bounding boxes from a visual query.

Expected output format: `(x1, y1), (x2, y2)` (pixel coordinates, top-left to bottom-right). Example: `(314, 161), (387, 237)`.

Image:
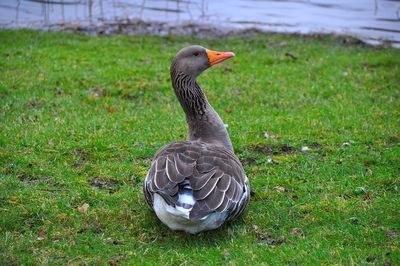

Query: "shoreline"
(2, 19), (399, 48)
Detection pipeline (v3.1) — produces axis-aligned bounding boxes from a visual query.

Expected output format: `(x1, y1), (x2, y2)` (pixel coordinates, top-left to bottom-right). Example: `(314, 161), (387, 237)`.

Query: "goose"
(143, 45), (250, 234)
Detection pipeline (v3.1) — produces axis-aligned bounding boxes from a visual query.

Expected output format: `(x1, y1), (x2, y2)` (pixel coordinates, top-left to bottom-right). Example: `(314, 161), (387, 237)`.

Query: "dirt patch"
(388, 135), (399, 144)
(240, 157), (257, 166)
(136, 155), (153, 161)
(26, 101), (41, 109)
(133, 155), (153, 166)
(249, 189), (269, 201)
(363, 160), (377, 167)
(45, 19), (386, 47)
(386, 230), (398, 240)
(366, 256), (378, 263)
(253, 225), (286, 247)
(77, 221), (103, 234)
(16, 174), (65, 192)
(284, 51), (298, 60)
(290, 227), (304, 238)
(73, 148), (92, 167)
(17, 173), (54, 184)
(88, 177), (120, 194)
(75, 149), (90, 160)
(257, 234), (286, 247)
(332, 35), (366, 46)
(251, 144), (296, 155)
(308, 142), (323, 149)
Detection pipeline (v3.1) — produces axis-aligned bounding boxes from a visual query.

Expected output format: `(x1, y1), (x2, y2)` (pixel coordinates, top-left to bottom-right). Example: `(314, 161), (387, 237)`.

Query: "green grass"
(0, 29), (399, 265)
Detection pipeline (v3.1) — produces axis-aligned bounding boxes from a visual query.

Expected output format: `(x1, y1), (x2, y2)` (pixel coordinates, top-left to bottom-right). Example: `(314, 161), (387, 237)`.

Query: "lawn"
(0, 29), (399, 265)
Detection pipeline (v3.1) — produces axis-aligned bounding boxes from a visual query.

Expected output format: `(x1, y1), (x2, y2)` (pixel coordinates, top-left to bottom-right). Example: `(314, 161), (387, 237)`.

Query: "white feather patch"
(177, 191), (196, 206)
(153, 193), (228, 234)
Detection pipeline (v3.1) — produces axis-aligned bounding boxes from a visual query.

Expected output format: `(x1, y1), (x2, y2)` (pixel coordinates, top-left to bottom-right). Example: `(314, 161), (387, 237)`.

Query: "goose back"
(144, 140), (250, 221)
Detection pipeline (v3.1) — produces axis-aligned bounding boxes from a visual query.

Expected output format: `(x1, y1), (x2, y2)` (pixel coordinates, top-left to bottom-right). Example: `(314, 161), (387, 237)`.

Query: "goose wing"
(144, 141), (250, 221)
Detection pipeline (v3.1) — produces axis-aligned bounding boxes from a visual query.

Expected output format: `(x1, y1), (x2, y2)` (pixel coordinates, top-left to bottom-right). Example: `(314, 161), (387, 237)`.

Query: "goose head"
(171, 45), (235, 78)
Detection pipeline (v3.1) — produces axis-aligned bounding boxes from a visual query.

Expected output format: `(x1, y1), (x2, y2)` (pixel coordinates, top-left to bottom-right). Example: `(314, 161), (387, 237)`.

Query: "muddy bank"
(48, 19), (388, 47)
(2, 0), (399, 47)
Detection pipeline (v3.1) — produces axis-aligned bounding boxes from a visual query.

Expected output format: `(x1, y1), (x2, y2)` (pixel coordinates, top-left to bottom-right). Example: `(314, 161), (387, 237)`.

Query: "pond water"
(1, 0), (399, 46)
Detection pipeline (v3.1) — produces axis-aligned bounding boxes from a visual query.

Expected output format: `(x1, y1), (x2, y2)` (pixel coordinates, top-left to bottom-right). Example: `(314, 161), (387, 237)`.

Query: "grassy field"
(0, 29), (399, 265)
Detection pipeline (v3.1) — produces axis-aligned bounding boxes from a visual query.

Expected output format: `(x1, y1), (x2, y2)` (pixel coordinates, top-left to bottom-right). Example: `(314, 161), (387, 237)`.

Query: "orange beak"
(206, 49), (235, 66)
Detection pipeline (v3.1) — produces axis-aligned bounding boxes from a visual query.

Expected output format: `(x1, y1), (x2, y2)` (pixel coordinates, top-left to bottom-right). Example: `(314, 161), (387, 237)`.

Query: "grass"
(0, 29), (399, 265)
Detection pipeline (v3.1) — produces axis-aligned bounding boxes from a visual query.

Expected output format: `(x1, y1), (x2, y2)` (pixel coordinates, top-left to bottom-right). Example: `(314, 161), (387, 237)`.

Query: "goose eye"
(193, 52), (200, 56)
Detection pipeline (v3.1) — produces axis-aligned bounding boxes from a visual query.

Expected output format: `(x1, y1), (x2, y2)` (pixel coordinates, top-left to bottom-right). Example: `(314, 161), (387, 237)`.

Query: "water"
(1, 0), (399, 46)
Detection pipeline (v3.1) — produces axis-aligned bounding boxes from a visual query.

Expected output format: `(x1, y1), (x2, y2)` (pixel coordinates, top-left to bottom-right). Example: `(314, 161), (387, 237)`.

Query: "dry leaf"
(274, 185), (288, 192)
(78, 203), (89, 213)
(290, 228), (304, 238)
(365, 168), (373, 176)
(364, 193), (372, 201)
(7, 199), (18, 205)
(38, 228), (46, 241)
(223, 249), (230, 260)
(107, 106), (116, 113)
(252, 225), (260, 236)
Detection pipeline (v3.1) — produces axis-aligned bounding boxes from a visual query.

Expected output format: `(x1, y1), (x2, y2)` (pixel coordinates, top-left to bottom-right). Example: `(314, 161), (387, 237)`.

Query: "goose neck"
(170, 70), (234, 152)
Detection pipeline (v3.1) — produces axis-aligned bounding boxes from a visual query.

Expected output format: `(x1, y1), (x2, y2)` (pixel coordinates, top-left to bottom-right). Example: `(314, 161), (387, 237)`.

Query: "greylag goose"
(144, 45), (250, 234)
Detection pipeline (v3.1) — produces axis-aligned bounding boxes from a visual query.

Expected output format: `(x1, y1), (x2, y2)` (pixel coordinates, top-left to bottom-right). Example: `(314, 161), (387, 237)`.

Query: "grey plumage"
(144, 141), (250, 221)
